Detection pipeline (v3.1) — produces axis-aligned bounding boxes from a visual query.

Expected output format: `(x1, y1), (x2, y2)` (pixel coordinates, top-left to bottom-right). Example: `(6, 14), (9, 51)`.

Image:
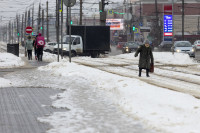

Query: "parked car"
(158, 41), (173, 51)
(122, 42), (141, 53)
(44, 42), (57, 53)
(172, 41), (194, 57)
(116, 42), (126, 50)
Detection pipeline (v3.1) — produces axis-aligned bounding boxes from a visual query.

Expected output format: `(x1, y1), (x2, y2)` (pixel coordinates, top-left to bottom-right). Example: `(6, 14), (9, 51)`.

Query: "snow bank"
(42, 52), (58, 62)
(38, 57), (200, 133)
(0, 53), (25, 68)
(0, 77), (12, 87)
(115, 52), (197, 65)
(153, 52), (196, 65)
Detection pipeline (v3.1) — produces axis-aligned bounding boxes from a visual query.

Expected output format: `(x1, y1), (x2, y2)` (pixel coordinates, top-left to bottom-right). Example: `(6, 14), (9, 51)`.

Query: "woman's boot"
(146, 69), (150, 77)
(139, 68), (142, 77)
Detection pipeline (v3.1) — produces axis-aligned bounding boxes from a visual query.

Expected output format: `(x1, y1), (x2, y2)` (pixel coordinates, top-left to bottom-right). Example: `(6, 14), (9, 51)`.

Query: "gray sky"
(0, 0), (128, 26)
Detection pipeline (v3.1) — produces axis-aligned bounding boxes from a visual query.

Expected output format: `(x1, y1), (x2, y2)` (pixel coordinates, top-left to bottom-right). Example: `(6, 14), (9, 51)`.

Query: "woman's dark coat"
(134, 45), (154, 69)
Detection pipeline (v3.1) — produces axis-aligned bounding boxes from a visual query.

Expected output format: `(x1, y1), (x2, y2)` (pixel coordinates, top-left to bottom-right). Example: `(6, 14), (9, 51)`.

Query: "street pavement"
(0, 87), (62, 133)
(0, 58), (64, 133)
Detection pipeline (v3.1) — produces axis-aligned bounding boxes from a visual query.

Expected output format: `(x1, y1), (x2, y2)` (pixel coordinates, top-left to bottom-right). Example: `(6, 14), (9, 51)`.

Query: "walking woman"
(25, 36), (33, 60)
(134, 40), (154, 77)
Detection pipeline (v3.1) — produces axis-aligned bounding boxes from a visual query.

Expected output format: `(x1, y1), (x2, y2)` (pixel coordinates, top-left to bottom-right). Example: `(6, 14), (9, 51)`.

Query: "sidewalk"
(0, 55), (64, 133)
(0, 87), (62, 133)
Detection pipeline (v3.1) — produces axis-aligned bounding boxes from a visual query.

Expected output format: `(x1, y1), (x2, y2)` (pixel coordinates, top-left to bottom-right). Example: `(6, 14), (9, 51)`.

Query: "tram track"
(73, 57), (200, 98)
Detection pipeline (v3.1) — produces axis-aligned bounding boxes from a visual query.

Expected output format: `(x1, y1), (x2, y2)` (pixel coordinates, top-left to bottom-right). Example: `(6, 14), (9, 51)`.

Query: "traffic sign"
(59, 0), (62, 12)
(25, 26), (33, 34)
(140, 27), (151, 32)
(108, 10), (113, 15)
(134, 28), (138, 33)
(63, 0), (76, 7)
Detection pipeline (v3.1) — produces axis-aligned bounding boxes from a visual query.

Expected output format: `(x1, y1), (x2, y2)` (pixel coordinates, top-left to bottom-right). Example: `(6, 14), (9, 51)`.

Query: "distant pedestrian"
(134, 40), (154, 77)
(36, 33), (45, 61)
(25, 36), (33, 60)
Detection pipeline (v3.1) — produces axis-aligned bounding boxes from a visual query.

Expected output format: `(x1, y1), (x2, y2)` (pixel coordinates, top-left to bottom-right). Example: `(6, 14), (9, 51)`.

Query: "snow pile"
(38, 58), (200, 133)
(0, 53), (25, 68)
(42, 52), (69, 63)
(0, 77), (12, 87)
(42, 52), (58, 62)
(153, 52), (196, 65)
(115, 52), (197, 65)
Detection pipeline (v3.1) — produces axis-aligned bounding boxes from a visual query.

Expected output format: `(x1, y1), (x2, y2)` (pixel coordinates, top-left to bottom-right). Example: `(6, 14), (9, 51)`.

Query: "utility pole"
(155, 0), (158, 25)
(61, 0), (64, 58)
(28, 9), (31, 26)
(69, 3), (72, 63)
(56, 0), (60, 62)
(14, 19), (16, 43)
(126, 2), (130, 42)
(17, 14), (19, 43)
(32, 4), (34, 29)
(182, 0), (184, 40)
(66, 7), (69, 34)
(8, 22), (10, 43)
(140, 1), (142, 21)
(38, 3), (41, 34)
(198, 16), (200, 34)
(21, 14), (24, 43)
(42, 9), (44, 36)
(6, 24), (8, 43)
(46, 1), (49, 42)
(130, 2), (134, 41)
(80, 0), (82, 25)
(155, 0), (161, 46)
(12, 22), (14, 44)
(100, 0), (106, 26)
(25, 11), (27, 40)
(0, 19), (1, 42)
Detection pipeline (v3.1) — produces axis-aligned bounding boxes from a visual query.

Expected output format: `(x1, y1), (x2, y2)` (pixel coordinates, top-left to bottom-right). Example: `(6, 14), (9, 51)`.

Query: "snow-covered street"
(1, 42), (200, 133)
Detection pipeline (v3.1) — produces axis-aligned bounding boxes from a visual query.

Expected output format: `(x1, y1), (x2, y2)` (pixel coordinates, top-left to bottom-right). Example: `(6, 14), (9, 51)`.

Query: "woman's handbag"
(150, 63), (154, 73)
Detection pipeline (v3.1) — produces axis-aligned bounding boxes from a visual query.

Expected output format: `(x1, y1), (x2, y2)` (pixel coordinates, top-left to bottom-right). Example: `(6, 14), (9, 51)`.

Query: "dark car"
(158, 41), (173, 51)
(122, 42), (141, 53)
(116, 42), (126, 50)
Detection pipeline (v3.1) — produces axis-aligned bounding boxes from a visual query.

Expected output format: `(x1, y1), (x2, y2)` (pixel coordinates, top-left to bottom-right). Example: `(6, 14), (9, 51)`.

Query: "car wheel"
(71, 51), (77, 57)
(53, 49), (56, 54)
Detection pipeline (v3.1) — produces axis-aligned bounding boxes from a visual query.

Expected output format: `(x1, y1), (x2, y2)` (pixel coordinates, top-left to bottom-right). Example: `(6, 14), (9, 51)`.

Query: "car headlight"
(125, 47), (129, 51)
(191, 48), (194, 52)
(63, 48), (67, 50)
(176, 49), (180, 52)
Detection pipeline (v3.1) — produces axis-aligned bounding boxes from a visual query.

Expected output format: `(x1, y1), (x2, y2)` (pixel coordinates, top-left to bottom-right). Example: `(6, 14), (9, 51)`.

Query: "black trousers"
(27, 50), (32, 60)
(37, 47), (43, 61)
(34, 47), (37, 56)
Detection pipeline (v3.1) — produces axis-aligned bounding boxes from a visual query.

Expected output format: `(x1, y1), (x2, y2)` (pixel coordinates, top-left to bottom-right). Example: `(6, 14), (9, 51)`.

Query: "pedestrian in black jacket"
(32, 37), (37, 60)
(134, 40), (154, 77)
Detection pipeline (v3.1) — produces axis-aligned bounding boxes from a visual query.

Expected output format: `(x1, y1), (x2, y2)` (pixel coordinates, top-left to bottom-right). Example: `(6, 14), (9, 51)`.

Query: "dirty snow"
(1, 45), (200, 133)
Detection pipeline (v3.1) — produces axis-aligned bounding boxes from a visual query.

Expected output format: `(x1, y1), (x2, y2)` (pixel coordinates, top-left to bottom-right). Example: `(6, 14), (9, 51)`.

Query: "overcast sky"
(0, 0), (132, 26)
